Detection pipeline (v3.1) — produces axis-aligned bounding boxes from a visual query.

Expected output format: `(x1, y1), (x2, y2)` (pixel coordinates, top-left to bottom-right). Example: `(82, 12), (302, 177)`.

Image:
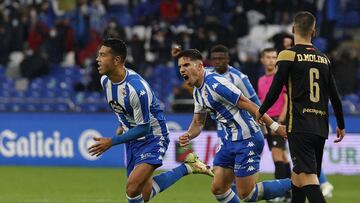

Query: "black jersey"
(259, 44), (345, 138)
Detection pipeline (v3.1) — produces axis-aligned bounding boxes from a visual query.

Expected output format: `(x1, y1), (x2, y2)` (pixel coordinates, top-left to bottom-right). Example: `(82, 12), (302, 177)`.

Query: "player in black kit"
(255, 11), (346, 203)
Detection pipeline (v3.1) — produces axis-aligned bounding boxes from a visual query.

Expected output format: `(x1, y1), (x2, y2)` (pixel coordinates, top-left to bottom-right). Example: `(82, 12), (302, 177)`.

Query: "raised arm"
(179, 112), (207, 147)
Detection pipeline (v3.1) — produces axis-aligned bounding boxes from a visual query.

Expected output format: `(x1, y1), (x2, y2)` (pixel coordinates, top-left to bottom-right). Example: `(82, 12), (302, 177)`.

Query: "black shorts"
(265, 127), (287, 150)
(265, 117), (286, 150)
(288, 132), (325, 175)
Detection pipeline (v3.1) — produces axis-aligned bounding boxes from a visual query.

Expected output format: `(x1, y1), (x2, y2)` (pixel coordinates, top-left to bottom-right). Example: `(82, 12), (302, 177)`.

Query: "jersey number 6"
(309, 68), (320, 103)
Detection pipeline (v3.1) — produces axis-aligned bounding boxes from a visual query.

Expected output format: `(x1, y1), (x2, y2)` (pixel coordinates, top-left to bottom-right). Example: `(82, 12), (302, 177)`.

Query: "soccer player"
(177, 49), (291, 203)
(256, 11), (345, 203)
(88, 38), (214, 203)
(257, 48), (291, 202)
(208, 44), (263, 194)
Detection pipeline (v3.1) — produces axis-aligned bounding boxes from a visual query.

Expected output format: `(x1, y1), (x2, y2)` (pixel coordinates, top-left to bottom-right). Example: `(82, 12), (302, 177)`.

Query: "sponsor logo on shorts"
(140, 153), (156, 160)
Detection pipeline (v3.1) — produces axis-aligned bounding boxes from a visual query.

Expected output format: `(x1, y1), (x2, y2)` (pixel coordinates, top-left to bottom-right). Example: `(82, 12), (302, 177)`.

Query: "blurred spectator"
(103, 17), (126, 39)
(332, 50), (359, 95)
(159, 0), (180, 23)
(20, 50), (49, 80)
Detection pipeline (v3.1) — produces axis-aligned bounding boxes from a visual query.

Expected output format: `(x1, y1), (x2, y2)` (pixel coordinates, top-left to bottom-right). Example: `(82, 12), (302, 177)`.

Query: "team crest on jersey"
(121, 87), (126, 96)
(109, 100), (127, 114)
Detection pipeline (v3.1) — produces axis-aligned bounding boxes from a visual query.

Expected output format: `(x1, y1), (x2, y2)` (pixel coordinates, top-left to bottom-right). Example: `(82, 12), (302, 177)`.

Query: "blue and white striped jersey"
(100, 69), (169, 138)
(207, 65), (260, 106)
(207, 65), (261, 138)
(194, 71), (260, 141)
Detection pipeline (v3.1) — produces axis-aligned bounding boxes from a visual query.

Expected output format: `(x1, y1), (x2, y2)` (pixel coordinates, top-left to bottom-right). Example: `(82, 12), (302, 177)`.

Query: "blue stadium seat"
(42, 90), (57, 98)
(0, 103), (7, 111)
(80, 103), (99, 112)
(27, 90), (42, 98)
(343, 94), (359, 104)
(24, 104), (38, 112)
(54, 103), (70, 112)
(342, 100), (357, 114)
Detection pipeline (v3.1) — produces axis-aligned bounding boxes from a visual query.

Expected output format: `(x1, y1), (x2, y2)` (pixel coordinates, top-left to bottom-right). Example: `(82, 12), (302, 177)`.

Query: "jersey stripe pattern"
(208, 65), (260, 105)
(207, 66), (261, 139)
(101, 69), (169, 138)
(194, 71), (259, 141)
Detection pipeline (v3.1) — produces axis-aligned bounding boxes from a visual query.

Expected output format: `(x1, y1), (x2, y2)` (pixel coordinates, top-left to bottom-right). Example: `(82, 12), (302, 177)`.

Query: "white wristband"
(270, 122), (280, 131)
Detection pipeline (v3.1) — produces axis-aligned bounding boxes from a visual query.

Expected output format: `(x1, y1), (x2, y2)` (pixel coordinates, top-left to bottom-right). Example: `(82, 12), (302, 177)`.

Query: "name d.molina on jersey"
(259, 44), (344, 138)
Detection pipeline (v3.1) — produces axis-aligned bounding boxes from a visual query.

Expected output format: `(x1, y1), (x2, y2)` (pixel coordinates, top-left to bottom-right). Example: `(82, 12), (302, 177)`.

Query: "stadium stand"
(0, 0), (359, 114)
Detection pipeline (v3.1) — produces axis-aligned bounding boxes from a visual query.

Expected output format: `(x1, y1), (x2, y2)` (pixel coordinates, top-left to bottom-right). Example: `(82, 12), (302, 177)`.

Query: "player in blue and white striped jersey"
(88, 39), (213, 203)
(207, 45), (263, 139)
(177, 49), (291, 203)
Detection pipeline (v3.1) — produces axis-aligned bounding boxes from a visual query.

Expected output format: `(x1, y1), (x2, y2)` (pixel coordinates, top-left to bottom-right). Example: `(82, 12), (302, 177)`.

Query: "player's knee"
(237, 190), (249, 200)
(237, 185), (255, 200)
(126, 180), (142, 197)
(210, 182), (228, 195)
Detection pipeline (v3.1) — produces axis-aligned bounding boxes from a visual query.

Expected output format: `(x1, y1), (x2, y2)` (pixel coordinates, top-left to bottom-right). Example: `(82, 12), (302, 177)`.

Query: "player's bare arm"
(237, 95), (287, 138)
(179, 112), (207, 147)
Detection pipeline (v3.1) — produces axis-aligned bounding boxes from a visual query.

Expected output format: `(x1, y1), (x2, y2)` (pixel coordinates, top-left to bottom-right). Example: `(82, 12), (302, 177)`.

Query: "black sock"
(302, 184), (326, 203)
(291, 183), (306, 203)
(285, 162), (291, 178)
(274, 161), (286, 179)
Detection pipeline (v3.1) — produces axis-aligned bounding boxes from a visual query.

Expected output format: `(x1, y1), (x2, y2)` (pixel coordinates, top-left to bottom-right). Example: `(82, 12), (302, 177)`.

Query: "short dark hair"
(103, 38), (127, 61)
(261, 47), (277, 57)
(210, 44), (229, 55)
(294, 11), (316, 37)
(177, 49), (203, 61)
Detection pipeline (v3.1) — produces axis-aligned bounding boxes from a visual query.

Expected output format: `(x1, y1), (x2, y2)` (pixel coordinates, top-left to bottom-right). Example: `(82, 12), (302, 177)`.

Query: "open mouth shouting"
(182, 74), (189, 81)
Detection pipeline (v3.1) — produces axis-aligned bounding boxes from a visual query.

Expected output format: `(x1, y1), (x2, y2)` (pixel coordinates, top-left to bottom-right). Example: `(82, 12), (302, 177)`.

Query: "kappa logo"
(246, 166), (256, 172)
(247, 141), (255, 147)
(248, 150), (255, 156)
(212, 83), (219, 89)
(140, 90), (146, 96)
(158, 147), (165, 153)
(247, 158), (255, 163)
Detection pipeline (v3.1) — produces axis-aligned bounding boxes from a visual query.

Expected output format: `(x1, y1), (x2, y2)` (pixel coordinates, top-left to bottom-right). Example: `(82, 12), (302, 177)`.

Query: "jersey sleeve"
(126, 79), (152, 125)
(211, 76), (242, 106)
(193, 89), (206, 113)
(328, 61), (345, 129)
(237, 74), (261, 106)
(259, 50), (295, 115)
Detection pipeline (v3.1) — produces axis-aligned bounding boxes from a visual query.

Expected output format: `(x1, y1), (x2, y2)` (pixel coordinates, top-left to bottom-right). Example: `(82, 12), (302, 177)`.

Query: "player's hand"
(116, 126), (124, 135)
(88, 137), (112, 157)
(171, 45), (181, 58)
(334, 127), (345, 143)
(255, 110), (264, 125)
(178, 132), (191, 147)
(275, 125), (288, 139)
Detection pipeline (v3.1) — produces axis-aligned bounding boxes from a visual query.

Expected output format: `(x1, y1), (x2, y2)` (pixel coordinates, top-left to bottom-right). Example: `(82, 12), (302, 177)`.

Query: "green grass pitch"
(0, 166), (359, 203)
